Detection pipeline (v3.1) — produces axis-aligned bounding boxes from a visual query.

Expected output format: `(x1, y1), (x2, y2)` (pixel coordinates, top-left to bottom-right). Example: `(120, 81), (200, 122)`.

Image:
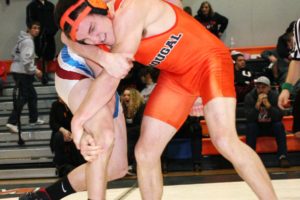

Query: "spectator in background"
(194, 1), (228, 38)
(117, 62), (145, 93)
(184, 6), (192, 15)
(49, 97), (85, 177)
(6, 21), (44, 133)
(244, 76), (290, 168)
(186, 97), (204, 171)
(26, 0), (58, 84)
(139, 67), (158, 102)
(0, 77), (3, 96)
(276, 21), (296, 85)
(0, 64), (5, 96)
(233, 53), (254, 103)
(121, 88), (145, 174)
(260, 49), (279, 84)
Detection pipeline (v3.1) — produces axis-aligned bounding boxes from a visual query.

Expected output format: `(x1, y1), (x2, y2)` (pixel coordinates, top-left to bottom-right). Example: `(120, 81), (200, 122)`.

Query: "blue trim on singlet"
(61, 46), (95, 77)
(113, 93), (120, 118)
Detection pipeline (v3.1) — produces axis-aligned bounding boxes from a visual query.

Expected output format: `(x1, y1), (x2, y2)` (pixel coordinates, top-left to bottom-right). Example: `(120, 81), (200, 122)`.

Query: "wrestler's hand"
(80, 133), (103, 162)
(101, 51), (134, 78)
(278, 89), (290, 110)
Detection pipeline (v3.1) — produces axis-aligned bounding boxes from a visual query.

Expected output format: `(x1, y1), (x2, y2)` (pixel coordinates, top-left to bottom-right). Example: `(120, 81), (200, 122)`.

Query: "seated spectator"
(233, 53), (254, 103)
(49, 97), (85, 177)
(244, 76), (290, 168)
(121, 88), (145, 174)
(139, 67), (159, 102)
(194, 1), (228, 38)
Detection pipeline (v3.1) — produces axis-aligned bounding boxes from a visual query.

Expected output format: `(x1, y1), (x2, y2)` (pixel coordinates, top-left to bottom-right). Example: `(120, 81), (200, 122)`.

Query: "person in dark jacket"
(26, 0), (58, 61)
(26, 0), (59, 84)
(233, 53), (254, 103)
(49, 97), (85, 177)
(194, 1), (228, 38)
(276, 21), (296, 85)
(244, 76), (289, 168)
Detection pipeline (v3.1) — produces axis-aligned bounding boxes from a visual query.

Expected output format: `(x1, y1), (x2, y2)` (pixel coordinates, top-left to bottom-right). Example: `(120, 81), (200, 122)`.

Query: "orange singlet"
(118, 1), (235, 129)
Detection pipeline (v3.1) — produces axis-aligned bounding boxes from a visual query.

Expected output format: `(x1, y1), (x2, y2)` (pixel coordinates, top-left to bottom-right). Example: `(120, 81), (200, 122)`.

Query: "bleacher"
(0, 73), (57, 180)
(201, 116), (300, 156)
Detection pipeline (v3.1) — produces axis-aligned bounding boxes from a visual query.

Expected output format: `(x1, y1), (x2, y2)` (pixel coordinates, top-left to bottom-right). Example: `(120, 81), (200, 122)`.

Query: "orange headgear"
(60, 0), (108, 41)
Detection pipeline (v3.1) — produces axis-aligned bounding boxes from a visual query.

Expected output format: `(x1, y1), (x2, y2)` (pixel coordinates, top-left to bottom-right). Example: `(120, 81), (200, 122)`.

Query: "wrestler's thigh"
(137, 116), (177, 155)
(112, 105), (127, 157)
(144, 79), (197, 130)
(199, 53), (235, 105)
(69, 80), (95, 114)
(55, 74), (92, 113)
(107, 106), (128, 171)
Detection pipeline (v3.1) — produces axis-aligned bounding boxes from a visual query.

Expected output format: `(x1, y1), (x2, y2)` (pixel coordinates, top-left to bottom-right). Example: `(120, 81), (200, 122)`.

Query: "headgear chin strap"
(60, 0), (108, 41)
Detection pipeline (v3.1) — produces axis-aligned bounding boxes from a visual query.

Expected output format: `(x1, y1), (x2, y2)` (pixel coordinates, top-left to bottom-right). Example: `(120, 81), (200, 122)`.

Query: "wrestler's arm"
(85, 59), (104, 77)
(278, 60), (300, 109)
(285, 60), (300, 85)
(61, 33), (134, 78)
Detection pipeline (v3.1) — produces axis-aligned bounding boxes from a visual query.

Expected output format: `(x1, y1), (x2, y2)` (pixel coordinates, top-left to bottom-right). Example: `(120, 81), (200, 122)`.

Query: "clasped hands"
(255, 93), (271, 109)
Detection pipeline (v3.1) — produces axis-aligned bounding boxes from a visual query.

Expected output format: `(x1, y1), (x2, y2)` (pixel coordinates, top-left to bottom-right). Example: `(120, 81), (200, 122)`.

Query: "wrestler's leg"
(134, 75), (196, 200)
(106, 101), (128, 179)
(135, 116), (177, 200)
(83, 99), (127, 199)
(66, 110), (127, 191)
(62, 78), (127, 198)
(204, 97), (277, 200)
(82, 104), (114, 199)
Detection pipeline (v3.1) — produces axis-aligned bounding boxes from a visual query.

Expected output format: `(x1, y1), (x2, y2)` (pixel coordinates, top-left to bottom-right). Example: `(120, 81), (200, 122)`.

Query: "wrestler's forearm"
(285, 60), (300, 85)
(73, 71), (120, 124)
(85, 59), (104, 77)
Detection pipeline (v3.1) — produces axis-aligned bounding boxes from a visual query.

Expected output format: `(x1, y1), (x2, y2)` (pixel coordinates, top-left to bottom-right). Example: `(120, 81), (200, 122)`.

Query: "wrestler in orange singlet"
(133, 2), (235, 129)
